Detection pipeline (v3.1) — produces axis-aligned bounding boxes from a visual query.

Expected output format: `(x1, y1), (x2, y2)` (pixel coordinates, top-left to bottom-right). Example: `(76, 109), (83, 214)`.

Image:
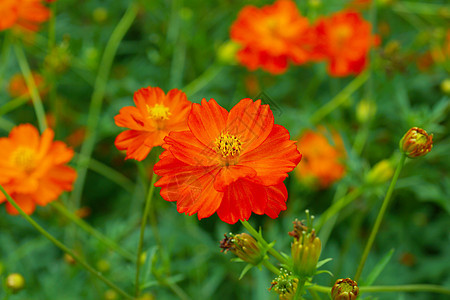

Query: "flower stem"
(293, 278), (307, 300)
(354, 154), (407, 281)
(310, 71), (369, 124)
(262, 259), (281, 275)
(135, 172), (158, 297)
(51, 201), (136, 262)
(308, 283), (450, 295)
(0, 185), (134, 300)
(13, 43), (47, 132)
(183, 64), (223, 98)
(71, 3), (138, 211)
(240, 220), (288, 265)
(0, 32), (12, 89)
(0, 95), (29, 117)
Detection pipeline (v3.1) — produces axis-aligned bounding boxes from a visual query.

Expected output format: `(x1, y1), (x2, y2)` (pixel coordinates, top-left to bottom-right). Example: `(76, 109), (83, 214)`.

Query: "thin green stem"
(360, 284), (450, 294)
(316, 187), (363, 232)
(13, 43), (47, 132)
(0, 33), (12, 88)
(262, 259), (281, 275)
(135, 172), (158, 297)
(0, 185), (134, 300)
(310, 71), (369, 124)
(354, 154), (407, 281)
(71, 3), (138, 210)
(51, 201), (136, 262)
(240, 220), (288, 265)
(293, 278), (307, 300)
(0, 95), (29, 117)
(182, 64), (223, 98)
(307, 284), (330, 294)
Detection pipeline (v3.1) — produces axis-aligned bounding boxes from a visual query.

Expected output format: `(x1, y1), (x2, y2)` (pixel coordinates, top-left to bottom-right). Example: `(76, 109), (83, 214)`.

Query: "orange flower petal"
(213, 165), (256, 192)
(188, 98), (229, 147)
(227, 98), (274, 154)
(6, 194), (36, 215)
(114, 106), (151, 131)
(9, 124), (40, 149)
(263, 183), (288, 219)
(115, 130), (154, 161)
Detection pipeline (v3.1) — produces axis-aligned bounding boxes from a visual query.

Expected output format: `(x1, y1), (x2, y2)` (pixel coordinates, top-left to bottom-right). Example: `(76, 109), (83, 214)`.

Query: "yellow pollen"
(147, 103), (171, 120)
(11, 147), (37, 172)
(214, 133), (242, 158)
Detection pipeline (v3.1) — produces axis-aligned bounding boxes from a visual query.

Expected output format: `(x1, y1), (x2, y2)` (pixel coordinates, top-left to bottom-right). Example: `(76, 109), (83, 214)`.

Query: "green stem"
(71, 3), (138, 210)
(0, 32), (12, 89)
(182, 64), (223, 98)
(0, 95), (29, 117)
(316, 187), (363, 232)
(293, 278), (307, 300)
(262, 259), (281, 275)
(310, 71), (369, 124)
(135, 172), (158, 297)
(360, 284), (450, 294)
(13, 43), (47, 132)
(354, 154), (407, 281)
(51, 201), (136, 262)
(240, 220), (288, 265)
(0, 185), (134, 300)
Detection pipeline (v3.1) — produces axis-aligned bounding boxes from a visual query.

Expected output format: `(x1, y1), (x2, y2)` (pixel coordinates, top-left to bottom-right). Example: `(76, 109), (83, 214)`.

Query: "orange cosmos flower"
(154, 98), (301, 224)
(8, 72), (47, 98)
(230, 0), (313, 74)
(0, 124), (76, 215)
(0, 0), (50, 32)
(114, 87), (191, 161)
(312, 10), (377, 77)
(295, 129), (346, 188)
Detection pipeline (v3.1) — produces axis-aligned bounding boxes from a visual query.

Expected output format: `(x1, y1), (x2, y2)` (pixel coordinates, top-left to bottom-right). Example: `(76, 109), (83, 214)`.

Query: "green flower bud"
(104, 289), (118, 300)
(270, 269), (298, 300)
(331, 278), (359, 300)
(291, 230), (321, 278)
(399, 127), (433, 158)
(365, 159), (394, 185)
(220, 233), (264, 265)
(6, 273), (25, 294)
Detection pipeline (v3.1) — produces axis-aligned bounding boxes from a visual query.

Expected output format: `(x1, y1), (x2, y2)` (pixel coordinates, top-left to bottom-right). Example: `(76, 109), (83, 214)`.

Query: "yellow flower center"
(214, 133), (242, 158)
(11, 147), (37, 172)
(147, 103), (171, 120)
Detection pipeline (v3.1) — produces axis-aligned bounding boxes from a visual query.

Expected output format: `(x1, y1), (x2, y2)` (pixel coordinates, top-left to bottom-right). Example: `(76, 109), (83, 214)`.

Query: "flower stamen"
(147, 103), (171, 120)
(214, 132), (242, 158)
(11, 147), (36, 172)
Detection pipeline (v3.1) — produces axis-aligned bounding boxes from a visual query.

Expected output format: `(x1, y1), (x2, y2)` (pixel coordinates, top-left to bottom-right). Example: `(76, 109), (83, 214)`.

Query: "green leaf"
(238, 264), (254, 280)
(364, 248), (395, 286)
(315, 270), (333, 277)
(316, 258), (333, 269)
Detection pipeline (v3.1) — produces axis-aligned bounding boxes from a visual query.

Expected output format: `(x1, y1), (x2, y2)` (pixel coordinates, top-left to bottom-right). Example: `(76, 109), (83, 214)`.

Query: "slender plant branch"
(0, 185), (135, 300)
(135, 172), (159, 297)
(354, 154), (407, 281)
(183, 64), (223, 98)
(308, 283), (450, 295)
(263, 259), (281, 275)
(71, 3), (138, 210)
(51, 201), (136, 262)
(13, 43), (47, 132)
(240, 220), (288, 265)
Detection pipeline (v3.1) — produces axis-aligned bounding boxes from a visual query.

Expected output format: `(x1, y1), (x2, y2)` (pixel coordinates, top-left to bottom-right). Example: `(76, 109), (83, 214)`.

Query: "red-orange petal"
(263, 183), (288, 219)
(213, 165), (256, 192)
(6, 193), (36, 215)
(188, 98), (229, 147)
(115, 130), (155, 161)
(9, 123), (40, 149)
(226, 98), (274, 154)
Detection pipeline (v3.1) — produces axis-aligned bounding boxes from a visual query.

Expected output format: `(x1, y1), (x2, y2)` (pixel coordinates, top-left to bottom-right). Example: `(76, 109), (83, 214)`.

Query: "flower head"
(294, 129), (346, 188)
(270, 268), (298, 300)
(0, 124), (76, 215)
(331, 278), (359, 300)
(399, 127), (433, 158)
(312, 10), (378, 77)
(0, 0), (50, 32)
(154, 98), (301, 224)
(6, 273), (25, 294)
(230, 0), (313, 74)
(114, 87), (191, 161)
(291, 229), (321, 278)
(220, 233), (264, 265)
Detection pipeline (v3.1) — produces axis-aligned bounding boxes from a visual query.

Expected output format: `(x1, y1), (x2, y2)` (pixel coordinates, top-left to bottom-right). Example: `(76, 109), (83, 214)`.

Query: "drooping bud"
(399, 127), (433, 158)
(6, 273), (25, 294)
(220, 233), (264, 265)
(331, 278), (359, 300)
(269, 268), (299, 300)
(291, 230), (322, 278)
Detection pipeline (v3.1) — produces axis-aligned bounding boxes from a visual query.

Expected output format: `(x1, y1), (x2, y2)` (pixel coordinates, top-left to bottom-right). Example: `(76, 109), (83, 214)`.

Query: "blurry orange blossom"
(0, 124), (76, 215)
(114, 87), (191, 161)
(230, 0), (314, 74)
(8, 72), (47, 98)
(295, 129), (346, 188)
(0, 0), (50, 32)
(312, 10), (378, 77)
(154, 98), (301, 224)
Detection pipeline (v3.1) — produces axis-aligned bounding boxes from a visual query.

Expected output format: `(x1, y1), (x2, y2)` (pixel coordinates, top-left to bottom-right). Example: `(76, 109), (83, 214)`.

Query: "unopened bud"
(399, 127), (433, 158)
(269, 268), (298, 300)
(104, 289), (118, 300)
(217, 41), (240, 65)
(331, 278), (359, 300)
(96, 259), (110, 273)
(441, 78), (450, 95)
(6, 273), (25, 294)
(356, 99), (377, 123)
(220, 233), (264, 265)
(138, 292), (156, 300)
(366, 159), (394, 185)
(291, 230), (321, 278)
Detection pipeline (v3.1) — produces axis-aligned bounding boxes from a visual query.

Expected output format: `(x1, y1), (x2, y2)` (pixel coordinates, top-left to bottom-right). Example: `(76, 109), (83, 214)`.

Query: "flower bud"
(138, 293), (156, 300)
(356, 99), (377, 123)
(331, 278), (359, 300)
(269, 269), (298, 300)
(365, 159), (394, 185)
(441, 78), (450, 95)
(217, 41), (240, 65)
(220, 233), (264, 265)
(6, 273), (25, 294)
(288, 219), (308, 240)
(104, 289), (118, 300)
(399, 127), (433, 158)
(291, 230), (321, 278)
